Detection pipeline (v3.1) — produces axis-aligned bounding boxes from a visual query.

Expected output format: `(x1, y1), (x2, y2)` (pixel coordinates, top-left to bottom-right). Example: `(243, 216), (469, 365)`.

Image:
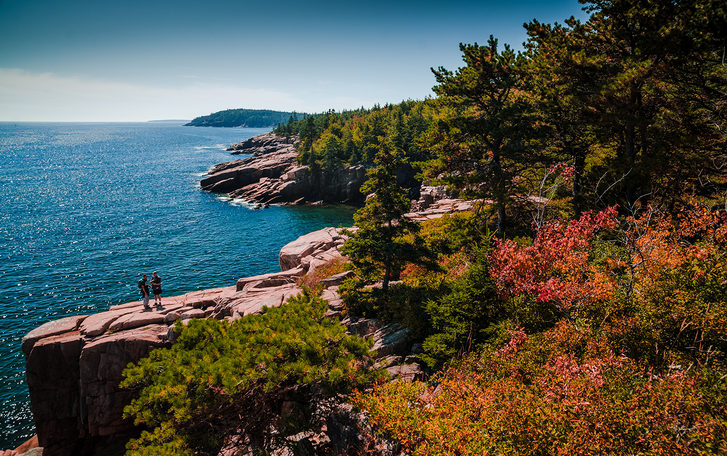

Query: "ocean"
(0, 122), (355, 449)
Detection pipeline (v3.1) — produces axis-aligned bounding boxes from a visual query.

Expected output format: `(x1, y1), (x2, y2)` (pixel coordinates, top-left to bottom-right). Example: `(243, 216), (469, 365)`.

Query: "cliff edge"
(20, 198), (473, 456)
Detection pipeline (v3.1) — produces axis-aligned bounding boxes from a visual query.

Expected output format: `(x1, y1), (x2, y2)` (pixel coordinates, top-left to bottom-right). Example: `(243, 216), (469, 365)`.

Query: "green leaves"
(120, 291), (379, 455)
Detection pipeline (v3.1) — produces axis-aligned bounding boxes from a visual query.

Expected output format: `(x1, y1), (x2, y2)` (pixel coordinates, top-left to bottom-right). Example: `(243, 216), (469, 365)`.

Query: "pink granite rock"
(236, 268), (304, 292)
(279, 227), (345, 271)
(107, 311), (166, 332)
(201, 133), (366, 205)
(22, 315), (87, 356)
(79, 309), (138, 337)
(180, 308), (205, 319)
(179, 286), (236, 308)
(385, 363), (425, 382)
(229, 284), (302, 318)
(26, 331), (83, 454)
(79, 325), (169, 437)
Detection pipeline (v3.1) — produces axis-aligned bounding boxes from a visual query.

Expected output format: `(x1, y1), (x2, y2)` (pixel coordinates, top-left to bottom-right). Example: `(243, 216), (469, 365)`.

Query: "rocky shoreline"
(14, 194), (475, 456)
(200, 132), (367, 206)
(11, 131), (474, 456)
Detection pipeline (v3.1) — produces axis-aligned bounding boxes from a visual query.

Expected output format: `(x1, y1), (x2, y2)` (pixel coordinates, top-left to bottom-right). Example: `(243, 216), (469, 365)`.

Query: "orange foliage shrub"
(356, 323), (727, 455)
(357, 205), (727, 454)
(296, 257), (350, 289)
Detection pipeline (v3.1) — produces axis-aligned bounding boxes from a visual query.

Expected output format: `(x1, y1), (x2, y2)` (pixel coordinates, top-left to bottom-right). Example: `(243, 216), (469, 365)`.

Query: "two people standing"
(138, 271), (163, 310)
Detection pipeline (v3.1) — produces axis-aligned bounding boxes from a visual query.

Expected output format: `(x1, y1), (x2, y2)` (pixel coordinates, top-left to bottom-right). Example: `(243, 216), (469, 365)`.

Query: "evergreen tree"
(428, 37), (532, 236)
(341, 139), (418, 292)
(121, 292), (379, 455)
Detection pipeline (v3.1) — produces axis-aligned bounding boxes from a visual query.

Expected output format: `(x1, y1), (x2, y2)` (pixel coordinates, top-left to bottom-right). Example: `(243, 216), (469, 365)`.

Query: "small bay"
(0, 122), (354, 448)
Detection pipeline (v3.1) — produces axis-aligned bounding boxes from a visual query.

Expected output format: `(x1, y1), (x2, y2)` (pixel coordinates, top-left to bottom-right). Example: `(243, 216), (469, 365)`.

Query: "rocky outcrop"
(199, 133), (299, 195)
(278, 226), (347, 272)
(405, 197), (476, 222)
(21, 198), (476, 455)
(201, 132), (367, 205)
(0, 436), (41, 456)
(226, 133), (298, 154)
(21, 225), (362, 456)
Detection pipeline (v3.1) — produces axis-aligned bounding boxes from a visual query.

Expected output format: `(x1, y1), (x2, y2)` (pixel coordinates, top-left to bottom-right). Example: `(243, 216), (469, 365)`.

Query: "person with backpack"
(138, 274), (151, 310)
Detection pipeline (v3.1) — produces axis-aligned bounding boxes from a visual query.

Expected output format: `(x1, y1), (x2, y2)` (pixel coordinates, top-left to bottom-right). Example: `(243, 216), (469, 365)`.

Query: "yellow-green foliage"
(277, 100), (437, 170)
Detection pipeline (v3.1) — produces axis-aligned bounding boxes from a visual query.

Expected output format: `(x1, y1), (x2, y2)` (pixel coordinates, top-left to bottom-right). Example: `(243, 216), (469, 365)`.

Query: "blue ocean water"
(0, 122), (355, 449)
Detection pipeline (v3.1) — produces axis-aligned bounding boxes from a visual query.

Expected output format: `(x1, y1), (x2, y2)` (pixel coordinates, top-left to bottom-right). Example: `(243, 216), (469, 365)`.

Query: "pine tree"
(428, 36), (532, 236)
(121, 292), (379, 455)
(341, 139), (418, 292)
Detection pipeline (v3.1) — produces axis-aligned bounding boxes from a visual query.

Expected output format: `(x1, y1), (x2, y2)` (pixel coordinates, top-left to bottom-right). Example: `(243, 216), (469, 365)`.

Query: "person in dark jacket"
(151, 271), (163, 308)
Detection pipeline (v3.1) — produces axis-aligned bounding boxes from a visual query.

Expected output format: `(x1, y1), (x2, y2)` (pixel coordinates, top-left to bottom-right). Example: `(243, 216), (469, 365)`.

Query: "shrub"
(296, 256), (350, 290)
(121, 291), (381, 455)
(356, 324), (727, 455)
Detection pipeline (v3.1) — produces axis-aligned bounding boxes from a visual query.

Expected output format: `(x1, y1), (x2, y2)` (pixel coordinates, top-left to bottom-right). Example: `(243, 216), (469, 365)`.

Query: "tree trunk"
(492, 152), (506, 237)
(382, 262), (390, 293)
(573, 152), (586, 218)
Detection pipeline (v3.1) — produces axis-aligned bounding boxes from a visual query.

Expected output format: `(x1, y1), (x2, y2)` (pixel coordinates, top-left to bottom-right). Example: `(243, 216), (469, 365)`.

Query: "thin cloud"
(0, 68), (304, 121)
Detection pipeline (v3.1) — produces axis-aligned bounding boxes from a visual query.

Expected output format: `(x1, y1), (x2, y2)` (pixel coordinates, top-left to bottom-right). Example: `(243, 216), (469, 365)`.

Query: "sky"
(0, 0), (589, 122)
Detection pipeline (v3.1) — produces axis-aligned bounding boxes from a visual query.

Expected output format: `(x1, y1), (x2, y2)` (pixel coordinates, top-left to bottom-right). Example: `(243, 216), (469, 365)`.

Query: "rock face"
(20, 226), (356, 456)
(21, 199), (474, 455)
(201, 132), (367, 205)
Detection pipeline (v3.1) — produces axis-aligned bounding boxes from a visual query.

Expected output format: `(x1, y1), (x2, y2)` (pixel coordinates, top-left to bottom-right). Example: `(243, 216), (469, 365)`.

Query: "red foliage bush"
(490, 207), (618, 314)
(356, 323), (727, 455)
(357, 205), (727, 454)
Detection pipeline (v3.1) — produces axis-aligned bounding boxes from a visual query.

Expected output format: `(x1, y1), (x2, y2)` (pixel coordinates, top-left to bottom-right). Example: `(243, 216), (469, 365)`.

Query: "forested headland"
(185, 108), (306, 128)
(122, 1), (727, 454)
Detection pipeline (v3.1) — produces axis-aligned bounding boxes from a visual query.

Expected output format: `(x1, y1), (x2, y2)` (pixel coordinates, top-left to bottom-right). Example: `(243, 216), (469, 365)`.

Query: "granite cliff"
(18, 177), (472, 455)
(200, 133), (367, 205)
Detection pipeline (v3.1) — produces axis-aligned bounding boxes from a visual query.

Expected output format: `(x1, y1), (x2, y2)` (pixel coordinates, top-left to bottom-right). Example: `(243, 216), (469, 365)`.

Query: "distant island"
(185, 108), (307, 128)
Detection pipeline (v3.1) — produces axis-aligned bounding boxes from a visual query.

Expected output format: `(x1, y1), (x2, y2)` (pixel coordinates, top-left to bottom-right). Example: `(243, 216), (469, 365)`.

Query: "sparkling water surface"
(0, 122), (354, 448)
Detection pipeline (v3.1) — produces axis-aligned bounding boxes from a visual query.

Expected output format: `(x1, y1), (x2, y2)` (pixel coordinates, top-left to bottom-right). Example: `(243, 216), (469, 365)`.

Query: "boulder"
(320, 287), (344, 311)
(385, 363), (425, 382)
(164, 311), (181, 324)
(279, 227), (345, 271)
(319, 270), (355, 287)
(228, 283), (302, 317)
(107, 311), (165, 332)
(371, 323), (410, 357)
(180, 308), (205, 319)
(79, 309), (137, 338)
(235, 268), (304, 292)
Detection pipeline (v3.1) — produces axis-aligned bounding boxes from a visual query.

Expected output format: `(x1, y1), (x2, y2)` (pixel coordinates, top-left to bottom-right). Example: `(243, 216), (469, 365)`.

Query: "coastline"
(200, 132), (368, 206)
(16, 197), (473, 456)
(0, 124), (354, 452)
(11, 128), (472, 455)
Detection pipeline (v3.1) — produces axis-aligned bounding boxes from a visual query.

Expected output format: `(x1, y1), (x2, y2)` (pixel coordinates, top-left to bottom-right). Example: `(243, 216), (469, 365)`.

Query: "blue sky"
(0, 0), (588, 121)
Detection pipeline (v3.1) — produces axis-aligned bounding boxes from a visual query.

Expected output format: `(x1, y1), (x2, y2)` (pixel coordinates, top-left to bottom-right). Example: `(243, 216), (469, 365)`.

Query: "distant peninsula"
(185, 108), (307, 128)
